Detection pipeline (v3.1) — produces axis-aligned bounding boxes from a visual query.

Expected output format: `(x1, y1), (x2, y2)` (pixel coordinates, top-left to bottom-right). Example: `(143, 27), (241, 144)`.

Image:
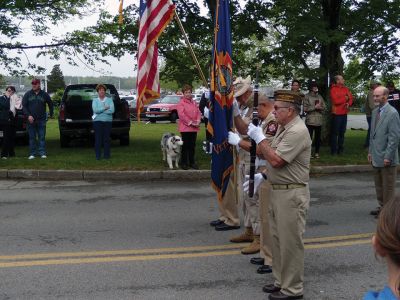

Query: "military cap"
(274, 90), (302, 106)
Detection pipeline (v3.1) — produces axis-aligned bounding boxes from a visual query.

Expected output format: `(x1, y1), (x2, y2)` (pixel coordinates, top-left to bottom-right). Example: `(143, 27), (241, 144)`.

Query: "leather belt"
(271, 184), (306, 190)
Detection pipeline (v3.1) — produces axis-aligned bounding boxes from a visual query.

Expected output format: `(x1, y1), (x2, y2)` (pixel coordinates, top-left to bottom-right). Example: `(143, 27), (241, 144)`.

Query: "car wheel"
(149, 118), (156, 123)
(60, 134), (70, 148)
(120, 135), (130, 146)
(170, 111), (178, 123)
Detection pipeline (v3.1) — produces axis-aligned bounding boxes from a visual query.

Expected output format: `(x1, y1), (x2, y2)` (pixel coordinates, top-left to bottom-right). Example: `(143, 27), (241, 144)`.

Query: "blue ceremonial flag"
(207, 0), (234, 201)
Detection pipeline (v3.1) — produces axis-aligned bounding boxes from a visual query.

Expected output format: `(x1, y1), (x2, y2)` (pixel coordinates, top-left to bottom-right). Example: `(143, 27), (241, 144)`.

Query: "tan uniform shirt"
(257, 112), (278, 170)
(267, 116), (312, 184)
(238, 95), (254, 161)
(304, 92), (325, 126)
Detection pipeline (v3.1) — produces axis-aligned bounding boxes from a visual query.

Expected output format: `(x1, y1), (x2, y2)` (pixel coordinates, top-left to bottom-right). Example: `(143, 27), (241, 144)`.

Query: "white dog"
(161, 132), (184, 169)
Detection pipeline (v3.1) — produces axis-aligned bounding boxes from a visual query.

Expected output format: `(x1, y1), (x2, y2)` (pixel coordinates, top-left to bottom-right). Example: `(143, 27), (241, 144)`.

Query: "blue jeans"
(27, 120), (46, 156)
(93, 121), (112, 160)
(330, 114), (347, 154)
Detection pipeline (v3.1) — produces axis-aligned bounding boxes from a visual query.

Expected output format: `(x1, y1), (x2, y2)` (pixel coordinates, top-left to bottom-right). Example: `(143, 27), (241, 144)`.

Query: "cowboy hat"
(234, 75), (252, 97)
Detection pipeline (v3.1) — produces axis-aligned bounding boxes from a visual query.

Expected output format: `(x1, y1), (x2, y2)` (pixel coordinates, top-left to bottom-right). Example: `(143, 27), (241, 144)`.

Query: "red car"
(145, 94), (181, 123)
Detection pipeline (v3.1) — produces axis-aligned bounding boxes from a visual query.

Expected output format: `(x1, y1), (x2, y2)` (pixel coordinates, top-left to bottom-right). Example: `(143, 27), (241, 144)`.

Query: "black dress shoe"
(210, 219), (224, 227)
(268, 291), (303, 300)
(215, 223), (240, 231)
(263, 284), (281, 293)
(181, 164), (189, 170)
(257, 265), (272, 274)
(250, 257), (264, 265)
(370, 207), (381, 216)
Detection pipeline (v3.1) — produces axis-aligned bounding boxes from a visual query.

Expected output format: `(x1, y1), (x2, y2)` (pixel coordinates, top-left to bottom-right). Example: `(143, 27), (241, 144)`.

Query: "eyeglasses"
(274, 105), (290, 111)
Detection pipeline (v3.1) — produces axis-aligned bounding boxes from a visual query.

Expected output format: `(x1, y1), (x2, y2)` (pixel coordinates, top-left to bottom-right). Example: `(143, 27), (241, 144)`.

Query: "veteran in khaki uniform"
(246, 90), (311, 300)
(213, 76), (254, 233)
(228, 93), (278, 264)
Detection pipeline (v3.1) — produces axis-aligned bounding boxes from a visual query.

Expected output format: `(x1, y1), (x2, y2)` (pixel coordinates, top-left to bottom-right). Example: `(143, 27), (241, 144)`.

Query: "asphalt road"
(0, 173), (390, 299)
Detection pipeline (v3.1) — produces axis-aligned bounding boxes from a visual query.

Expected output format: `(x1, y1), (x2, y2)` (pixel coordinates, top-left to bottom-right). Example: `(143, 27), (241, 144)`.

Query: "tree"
(0, 0), (106, 75)
(47, 65), (66, 93)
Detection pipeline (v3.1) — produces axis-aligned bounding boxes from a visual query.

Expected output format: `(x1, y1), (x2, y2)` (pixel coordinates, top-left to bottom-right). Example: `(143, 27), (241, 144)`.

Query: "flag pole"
(174, 10), (208, 87)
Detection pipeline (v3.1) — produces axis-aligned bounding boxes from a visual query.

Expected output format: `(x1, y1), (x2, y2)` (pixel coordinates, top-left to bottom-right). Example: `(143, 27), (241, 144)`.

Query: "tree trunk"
(320, 0), (345, 144)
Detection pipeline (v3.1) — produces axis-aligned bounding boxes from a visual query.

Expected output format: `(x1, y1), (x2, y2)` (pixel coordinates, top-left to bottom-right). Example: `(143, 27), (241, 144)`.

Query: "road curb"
(0, 165), (392, 181)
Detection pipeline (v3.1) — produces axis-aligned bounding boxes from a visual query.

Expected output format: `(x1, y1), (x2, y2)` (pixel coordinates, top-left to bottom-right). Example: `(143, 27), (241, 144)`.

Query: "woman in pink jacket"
(177, 84), (201, 170)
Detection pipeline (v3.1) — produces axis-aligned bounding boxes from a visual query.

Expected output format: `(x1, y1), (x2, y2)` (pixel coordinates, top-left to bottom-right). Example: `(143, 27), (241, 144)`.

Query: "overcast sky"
(18, 0), (209, 78)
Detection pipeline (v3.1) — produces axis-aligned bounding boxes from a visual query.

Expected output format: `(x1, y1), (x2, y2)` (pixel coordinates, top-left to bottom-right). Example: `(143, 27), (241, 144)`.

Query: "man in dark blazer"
(368, 86), (400, 217)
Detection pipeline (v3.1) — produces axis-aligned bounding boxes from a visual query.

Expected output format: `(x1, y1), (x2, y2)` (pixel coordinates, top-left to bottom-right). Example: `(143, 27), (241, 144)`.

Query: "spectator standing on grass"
(92, 84), (114, 160)
(368, 86), (400, 218)
(177, 84), (201, 170)
(329, 75), (353, 155)
(363, 198), (400, 300)
(0, 87), (18, 159)
(303, 81), (325, 159)
(22, 78), (53, 159)
(364, 81), (380, 148)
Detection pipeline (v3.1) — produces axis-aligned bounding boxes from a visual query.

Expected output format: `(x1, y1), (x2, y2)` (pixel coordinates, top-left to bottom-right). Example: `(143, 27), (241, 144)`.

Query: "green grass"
(0, 120), (369, 170)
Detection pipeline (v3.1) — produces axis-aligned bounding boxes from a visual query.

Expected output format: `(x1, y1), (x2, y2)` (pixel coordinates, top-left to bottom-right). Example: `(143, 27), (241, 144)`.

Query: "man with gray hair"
(228, 92), (277, 272)
(246, 90), (311, 299)
(368, 86), (400, 217)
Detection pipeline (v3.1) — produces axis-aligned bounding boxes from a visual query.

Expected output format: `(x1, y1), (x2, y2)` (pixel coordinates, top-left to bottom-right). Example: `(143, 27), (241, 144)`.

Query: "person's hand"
(367, 153), (372, 163)
(247, 123), (266, 144)
(228, 131), (241, 146)
(28, 116), (34, 124)
(233, 100), (240, 117)
(384, 159), (391, 167)
(104, 105), (110, 110)
(203, 107), (209, 119)
(315, 103), (321, 110)
(344, 102), (349, 109)
(243, 173), (266, 193)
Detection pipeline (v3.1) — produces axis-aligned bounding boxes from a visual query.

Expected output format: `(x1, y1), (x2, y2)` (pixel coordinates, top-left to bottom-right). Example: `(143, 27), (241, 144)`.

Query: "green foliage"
(51, 88), (65, 106)
(47, 65), (66, 93)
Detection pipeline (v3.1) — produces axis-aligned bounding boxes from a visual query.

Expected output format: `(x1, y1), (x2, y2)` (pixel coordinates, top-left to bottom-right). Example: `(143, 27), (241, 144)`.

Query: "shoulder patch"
(265, 120), (278, 136)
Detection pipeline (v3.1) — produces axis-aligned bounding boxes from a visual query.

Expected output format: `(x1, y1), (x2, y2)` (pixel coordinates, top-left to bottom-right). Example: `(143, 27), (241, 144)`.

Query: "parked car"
(0, 108), (28, 145)
(145, 94), (182, 123)
(58, 84), (131, 147)
(122, 95), (159, 120)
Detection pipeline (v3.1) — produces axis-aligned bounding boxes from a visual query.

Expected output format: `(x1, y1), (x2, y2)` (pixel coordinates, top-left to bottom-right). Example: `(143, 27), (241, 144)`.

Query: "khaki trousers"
(373, 166), (397, 207)
(269, 186), (310, 296)
(238, 158), (260, 234)
(259, 180), (273, 265)
(218, 172), (240, 226)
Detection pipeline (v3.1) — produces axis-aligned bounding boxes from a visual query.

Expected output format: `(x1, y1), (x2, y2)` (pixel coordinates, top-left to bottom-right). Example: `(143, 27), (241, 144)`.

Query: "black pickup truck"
(58, 84), (131, 147)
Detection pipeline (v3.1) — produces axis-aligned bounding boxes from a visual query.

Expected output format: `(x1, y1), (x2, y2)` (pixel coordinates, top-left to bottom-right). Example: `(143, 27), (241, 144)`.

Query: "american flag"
(136, 0), (175, 117)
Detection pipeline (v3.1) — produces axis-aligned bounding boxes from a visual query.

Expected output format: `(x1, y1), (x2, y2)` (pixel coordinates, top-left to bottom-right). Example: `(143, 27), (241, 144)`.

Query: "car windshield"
(66, 87), (118, 102)
(160, 95), (181, 104)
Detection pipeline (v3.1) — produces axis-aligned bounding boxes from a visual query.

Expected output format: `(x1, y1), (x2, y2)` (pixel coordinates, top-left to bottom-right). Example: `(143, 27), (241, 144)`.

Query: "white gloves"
(203, 107), (209, 119)
(243, 173), (266, 193)
(202, 141), (213, 154)
(247, 123), (266, 144)
(228, 131), (241, 146)
(233, 100), (240, 117)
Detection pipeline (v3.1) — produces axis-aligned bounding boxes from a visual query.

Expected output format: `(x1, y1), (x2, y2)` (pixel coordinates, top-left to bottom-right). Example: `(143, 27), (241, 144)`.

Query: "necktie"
(375, 109), (381, 128)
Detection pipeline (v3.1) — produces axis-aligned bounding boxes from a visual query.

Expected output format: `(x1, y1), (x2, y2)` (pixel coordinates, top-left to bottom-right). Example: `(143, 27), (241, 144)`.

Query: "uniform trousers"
(259, 180), (273, 265)
(269, 186), (310, 296)
(373, 166), (397, 207)
(238, 155), (260, 234)
(218, 169), (240, 226)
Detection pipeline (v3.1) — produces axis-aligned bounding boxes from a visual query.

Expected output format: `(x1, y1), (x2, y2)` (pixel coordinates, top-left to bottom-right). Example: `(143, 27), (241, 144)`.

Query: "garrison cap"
(274, 90), (302, 106)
